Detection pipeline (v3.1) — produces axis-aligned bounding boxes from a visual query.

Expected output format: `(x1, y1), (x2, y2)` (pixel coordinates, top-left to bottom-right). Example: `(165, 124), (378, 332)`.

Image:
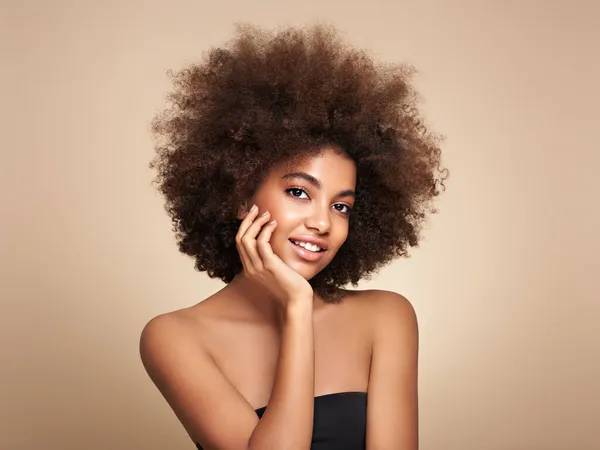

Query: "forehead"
(276, 147), (357, 187)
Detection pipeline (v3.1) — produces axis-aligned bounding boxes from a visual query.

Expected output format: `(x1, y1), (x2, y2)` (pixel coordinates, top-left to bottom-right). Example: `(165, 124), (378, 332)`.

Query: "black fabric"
(196, 391), (367, 449)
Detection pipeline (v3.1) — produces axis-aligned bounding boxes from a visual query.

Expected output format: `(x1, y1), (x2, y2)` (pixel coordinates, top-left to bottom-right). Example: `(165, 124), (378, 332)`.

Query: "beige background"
(1, 1), (599, 449)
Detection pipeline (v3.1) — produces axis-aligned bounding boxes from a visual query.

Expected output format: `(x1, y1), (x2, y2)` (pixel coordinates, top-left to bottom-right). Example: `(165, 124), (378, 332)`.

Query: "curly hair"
(149, 23), (448, 303)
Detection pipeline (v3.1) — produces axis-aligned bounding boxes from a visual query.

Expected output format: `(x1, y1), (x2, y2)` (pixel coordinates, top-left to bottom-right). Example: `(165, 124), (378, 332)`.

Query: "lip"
(289, 240), (327, 262)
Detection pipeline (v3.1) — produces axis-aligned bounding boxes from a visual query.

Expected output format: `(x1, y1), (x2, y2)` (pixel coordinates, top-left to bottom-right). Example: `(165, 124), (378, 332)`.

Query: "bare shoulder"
(345, 288), (416, 323)
(139, 298), (261, 448)
(140, 308), (193, 348)
(140, 290), (226, 343)
(361, 290), (419, 448)
(344, 289), (418, 343)
(368, 289), (416, 318)
(139, 295), (224, 363)
(139, 308), (203, 382)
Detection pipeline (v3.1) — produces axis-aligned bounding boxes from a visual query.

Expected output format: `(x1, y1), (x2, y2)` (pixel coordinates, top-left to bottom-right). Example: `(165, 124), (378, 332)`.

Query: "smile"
(289, 239), (327, 262)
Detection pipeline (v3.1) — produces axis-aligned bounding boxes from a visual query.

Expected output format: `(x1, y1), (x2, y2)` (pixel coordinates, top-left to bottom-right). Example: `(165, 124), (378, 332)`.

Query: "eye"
(285, 187), (353, 216)
(286, 187), (309, 199)
(335, 204), (352, 215)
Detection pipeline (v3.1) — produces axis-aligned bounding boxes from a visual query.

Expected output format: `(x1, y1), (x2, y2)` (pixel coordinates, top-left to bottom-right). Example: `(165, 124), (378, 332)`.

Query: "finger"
(256, 219), (278, 269)
(242, 210), (272, 270)
(235, 206), (259, 271)
(237, 238), (252, 273)
(236, 205), (259, 239)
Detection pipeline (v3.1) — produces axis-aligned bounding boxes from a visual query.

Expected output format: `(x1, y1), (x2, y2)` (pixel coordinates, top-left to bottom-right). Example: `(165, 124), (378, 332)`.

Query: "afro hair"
(149, 23), (448, 303)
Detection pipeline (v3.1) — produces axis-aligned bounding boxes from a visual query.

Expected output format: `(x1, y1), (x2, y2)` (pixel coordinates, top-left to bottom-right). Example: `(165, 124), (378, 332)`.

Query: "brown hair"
(149, 24), (448, 303)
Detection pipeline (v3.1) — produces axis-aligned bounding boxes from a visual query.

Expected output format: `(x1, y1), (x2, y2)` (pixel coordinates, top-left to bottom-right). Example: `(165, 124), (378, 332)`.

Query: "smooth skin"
(140, 147), (419, 449)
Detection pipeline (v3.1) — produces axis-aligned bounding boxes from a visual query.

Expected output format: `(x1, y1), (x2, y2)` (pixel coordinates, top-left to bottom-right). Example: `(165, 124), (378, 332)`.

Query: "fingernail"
(260, 210), (270, 217)
(250, 204), (257, 212)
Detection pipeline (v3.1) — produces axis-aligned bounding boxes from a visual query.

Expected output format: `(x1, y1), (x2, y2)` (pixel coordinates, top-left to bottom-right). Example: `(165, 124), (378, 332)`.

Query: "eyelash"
(285, 186), (353, 216)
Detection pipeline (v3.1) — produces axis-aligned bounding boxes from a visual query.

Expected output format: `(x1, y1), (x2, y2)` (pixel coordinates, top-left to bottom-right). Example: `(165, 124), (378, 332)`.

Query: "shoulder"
(370, 289), (417, 322)
(140, 307), (198, 344)
(139, 291), (235, 371)
(139, 308), (207, 377)
(361, 290), (419, 448)
(138, 302), (263, 447)
(351, 289), (417, 325)
(351, 289), (418, 345)
(140, 292), (224, 347)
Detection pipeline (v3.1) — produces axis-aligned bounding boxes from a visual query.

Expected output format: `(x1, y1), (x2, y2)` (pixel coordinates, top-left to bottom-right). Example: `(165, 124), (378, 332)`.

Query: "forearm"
(247, 300), (314, 450)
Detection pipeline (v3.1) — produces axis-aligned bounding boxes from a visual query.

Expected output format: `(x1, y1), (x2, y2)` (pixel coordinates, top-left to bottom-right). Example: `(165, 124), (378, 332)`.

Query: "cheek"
(334, 227), (350, 245)
(271, 208), (298, 225)
(269, 227), (288, 251)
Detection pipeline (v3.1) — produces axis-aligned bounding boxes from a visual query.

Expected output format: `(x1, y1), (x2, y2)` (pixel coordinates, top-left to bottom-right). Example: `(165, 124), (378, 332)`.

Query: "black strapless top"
(196, 391), (367, 449)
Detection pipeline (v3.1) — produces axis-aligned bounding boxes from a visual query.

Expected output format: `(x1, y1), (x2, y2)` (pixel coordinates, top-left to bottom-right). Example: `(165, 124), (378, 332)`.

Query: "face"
(240, 147), (357, 280)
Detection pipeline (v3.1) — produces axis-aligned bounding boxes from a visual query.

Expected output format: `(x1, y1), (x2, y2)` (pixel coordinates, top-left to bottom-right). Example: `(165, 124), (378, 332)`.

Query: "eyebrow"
(281, 172), (355, 199)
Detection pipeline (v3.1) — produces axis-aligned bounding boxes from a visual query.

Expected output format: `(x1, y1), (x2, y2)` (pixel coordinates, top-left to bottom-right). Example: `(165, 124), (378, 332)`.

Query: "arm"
(366, 290), (419, 450)
(139, 301), (315, 450)
(140, 314), (259, 449)
(248, 300), (314, 450)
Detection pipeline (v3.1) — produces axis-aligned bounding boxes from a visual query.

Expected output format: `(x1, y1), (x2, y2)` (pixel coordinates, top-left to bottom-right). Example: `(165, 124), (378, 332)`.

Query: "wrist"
(284, 298), (313, 319)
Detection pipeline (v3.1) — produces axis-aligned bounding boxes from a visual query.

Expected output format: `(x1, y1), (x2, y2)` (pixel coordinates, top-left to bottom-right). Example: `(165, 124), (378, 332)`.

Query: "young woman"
(140, 24), (447, 450)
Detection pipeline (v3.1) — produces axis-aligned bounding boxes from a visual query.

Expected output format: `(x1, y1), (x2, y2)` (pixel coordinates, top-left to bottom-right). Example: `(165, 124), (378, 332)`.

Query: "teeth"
(292, 240), (322, 252)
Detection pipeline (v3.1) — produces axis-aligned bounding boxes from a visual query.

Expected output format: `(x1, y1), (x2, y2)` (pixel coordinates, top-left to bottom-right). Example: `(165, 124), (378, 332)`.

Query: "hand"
(236, 204), (314, 310)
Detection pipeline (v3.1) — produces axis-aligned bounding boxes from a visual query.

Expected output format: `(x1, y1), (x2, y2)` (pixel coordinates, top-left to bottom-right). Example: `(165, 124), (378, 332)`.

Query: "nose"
(305, 202), (332, 234)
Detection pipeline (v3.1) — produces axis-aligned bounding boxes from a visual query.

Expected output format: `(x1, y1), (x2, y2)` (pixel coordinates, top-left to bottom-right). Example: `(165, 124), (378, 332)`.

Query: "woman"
(140, 24), (447, 450)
